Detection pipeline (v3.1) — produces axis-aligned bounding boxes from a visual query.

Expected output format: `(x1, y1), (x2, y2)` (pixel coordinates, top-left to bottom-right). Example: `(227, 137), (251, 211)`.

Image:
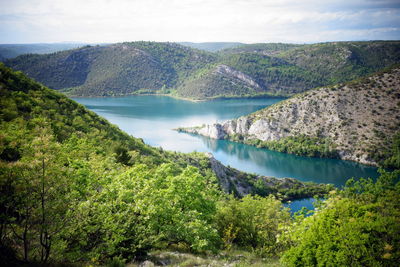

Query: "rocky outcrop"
(180, 67), (400, 166)
(176, 64), (265, 99)
(214, 64), (262, 89)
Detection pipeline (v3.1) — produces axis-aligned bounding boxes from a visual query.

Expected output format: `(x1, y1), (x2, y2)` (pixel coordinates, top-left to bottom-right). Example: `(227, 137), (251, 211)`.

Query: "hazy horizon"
(1, 0), (400, 44)
(1, 39), (399, 45)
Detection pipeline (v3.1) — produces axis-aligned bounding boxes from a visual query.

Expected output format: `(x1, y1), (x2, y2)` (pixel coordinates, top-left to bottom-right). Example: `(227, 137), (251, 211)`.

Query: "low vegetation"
(378, 132), (400, 170)
(245, 135), (338, 158)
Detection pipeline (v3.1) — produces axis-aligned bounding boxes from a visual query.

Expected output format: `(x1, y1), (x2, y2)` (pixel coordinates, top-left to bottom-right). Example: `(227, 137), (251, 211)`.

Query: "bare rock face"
(182, 116), (287, 143)
(222, 120), (236, 135)
(178, 67), (400, 166)
(214, 64), (262, 89)
(206, 152), (254, 196)
(220, 116), (251, 136)
(197, 123), (227, 139)
(247, 119), (288, 141)
(234, 117), (251, 135)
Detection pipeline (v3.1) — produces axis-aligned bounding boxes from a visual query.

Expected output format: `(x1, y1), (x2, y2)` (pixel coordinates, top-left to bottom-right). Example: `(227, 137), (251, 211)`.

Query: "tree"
(1, 121), (73, 263)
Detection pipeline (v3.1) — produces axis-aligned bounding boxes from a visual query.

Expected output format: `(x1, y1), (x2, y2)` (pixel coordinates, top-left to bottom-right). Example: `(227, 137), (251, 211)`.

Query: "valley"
(2, 0), (400, 265)
(0, 41), (399, 266)
(1, 63), (351, 265)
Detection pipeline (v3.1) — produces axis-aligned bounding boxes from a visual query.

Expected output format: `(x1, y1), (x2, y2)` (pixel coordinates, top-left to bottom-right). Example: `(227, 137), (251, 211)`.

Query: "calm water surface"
(73, 95), (379, 188)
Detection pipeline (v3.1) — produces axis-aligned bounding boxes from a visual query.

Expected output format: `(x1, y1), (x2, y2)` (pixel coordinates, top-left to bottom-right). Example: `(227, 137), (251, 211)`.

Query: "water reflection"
(73, 95), (379, 188)
(195, 135), (379, 186)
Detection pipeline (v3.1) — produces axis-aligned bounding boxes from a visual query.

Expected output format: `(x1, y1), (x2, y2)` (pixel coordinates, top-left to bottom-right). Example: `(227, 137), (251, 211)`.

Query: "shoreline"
(177, 127), (380, 168)
(67, 91), (289, 102)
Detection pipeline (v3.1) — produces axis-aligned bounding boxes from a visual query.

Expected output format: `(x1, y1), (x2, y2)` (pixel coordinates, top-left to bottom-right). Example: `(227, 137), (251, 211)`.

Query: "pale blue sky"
(0, 0), (399, 44)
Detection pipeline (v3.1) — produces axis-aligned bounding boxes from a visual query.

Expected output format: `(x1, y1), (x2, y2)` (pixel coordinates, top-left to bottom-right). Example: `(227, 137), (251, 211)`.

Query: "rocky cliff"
(180, 67), (400, 166)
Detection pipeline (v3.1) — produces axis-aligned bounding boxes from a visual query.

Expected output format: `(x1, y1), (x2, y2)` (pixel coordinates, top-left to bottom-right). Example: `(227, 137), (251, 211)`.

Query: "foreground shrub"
(216, 195), (291, 256)
(281, 170), (400, 267)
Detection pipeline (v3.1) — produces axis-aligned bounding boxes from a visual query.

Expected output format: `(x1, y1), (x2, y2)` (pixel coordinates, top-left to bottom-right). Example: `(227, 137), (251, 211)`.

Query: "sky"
(0, 0), (400, 44)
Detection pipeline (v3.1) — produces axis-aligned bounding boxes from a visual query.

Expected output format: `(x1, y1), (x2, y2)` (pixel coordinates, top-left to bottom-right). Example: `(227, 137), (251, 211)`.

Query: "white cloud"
(0, 0), (399, 43)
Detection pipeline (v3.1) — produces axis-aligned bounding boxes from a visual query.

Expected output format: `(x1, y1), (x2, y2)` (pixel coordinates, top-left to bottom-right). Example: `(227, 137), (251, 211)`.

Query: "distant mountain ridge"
(0, 43), (90, 59)
(5, 40), (400, 99)
(178, 42), (244, 52)
(6, 42), (216, 96)
(179, 66), (400, 166)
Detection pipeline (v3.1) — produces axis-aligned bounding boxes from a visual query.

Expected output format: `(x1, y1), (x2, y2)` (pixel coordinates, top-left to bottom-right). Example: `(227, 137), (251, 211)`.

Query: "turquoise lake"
(73, 95), (379, 185)
(73, 95), (379, 210)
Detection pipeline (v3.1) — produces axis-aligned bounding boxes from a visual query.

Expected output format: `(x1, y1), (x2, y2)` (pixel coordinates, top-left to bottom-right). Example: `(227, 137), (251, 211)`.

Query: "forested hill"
(5, 42), (217, 97)
(5, 41), (400, 99)
(1, 64), (399, 266)
(180, 66), (400, 167)
(219, 42), (303, 55)
(177, 41), (400, 99)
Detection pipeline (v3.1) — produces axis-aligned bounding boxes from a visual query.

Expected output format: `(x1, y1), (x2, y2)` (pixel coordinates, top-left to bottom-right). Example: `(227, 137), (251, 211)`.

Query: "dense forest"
(0, 62), (399, 266)
(4, 41), (400, 99)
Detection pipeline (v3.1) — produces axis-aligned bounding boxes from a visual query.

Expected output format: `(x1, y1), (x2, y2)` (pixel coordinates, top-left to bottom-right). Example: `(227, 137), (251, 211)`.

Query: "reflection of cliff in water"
(197, 135), (379, 187)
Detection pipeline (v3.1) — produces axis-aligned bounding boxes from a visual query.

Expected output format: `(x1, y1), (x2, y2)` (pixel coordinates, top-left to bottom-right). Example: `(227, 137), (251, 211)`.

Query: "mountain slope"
(176, 64), (266, 99)
(6, 42), (217, 96)
(220, 43), (303, 55)
(278, 41), (400, 84)
(175, 53), (327, 99)
(180, 66), (400, 166)
(5, 41), (400, 99)
(176, 41), (400, 99)
(218, 53), (326, 94)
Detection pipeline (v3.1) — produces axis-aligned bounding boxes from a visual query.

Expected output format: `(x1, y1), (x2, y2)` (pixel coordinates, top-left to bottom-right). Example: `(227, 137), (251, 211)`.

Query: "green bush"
(216, 195), (291, 256)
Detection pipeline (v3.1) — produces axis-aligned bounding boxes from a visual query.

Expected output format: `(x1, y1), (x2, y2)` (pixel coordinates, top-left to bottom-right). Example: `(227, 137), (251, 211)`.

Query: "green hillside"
(219, 53), (326, 94)
(220, 42), (303, 55)
(278, 41), (400, 84)
(5, 41), (400, 99)
(175, 64), (267, 99)
(177, 41), (400, 99)
(0, 64), (328, 264)
(1, 64), (399, 266)
(6, 42), (216, 96)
